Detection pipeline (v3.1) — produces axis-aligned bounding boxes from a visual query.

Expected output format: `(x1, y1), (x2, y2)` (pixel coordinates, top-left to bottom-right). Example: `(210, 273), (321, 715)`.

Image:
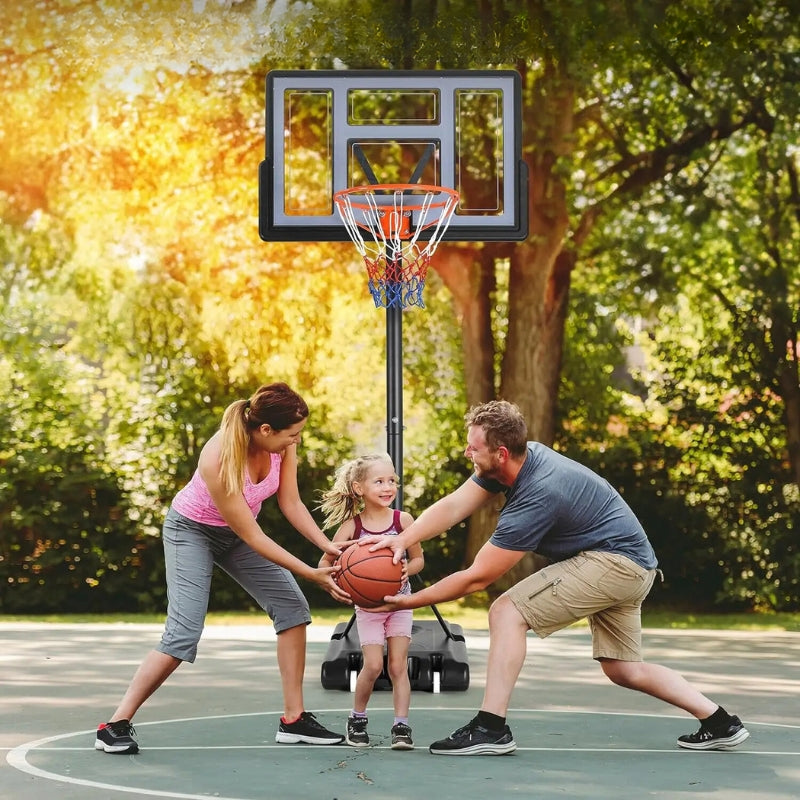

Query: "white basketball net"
(335, 186), (459, 309)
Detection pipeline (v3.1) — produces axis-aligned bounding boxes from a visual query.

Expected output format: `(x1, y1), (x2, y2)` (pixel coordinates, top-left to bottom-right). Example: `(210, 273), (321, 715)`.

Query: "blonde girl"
(319, 453), (424, 750)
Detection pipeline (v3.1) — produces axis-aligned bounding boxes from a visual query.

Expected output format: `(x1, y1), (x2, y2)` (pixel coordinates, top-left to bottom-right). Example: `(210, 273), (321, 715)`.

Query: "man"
(366, 400), (749, 756)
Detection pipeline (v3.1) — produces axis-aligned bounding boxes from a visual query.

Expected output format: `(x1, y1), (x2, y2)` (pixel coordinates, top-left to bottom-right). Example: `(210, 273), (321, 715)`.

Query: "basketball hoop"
(334, 184), (459, 309)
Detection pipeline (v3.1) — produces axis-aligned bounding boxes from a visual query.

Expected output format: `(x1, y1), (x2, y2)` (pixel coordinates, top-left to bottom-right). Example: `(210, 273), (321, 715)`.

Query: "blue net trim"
(368, 277), (426, 309)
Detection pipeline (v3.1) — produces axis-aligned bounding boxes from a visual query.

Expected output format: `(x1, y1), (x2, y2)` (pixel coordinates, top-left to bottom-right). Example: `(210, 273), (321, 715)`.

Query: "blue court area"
(2, 621), (799, 799)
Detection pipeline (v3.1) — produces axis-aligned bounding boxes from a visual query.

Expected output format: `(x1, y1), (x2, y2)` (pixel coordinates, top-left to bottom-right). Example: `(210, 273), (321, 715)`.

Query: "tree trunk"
(433, 67), (579, 593)
(777, 349), (800, 488)
(434, 224), (575, 595)
(434, 245), (496, 405)
(434, 246), (507, 579)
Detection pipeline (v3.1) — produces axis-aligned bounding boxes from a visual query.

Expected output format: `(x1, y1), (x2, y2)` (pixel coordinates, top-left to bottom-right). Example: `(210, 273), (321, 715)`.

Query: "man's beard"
(473, 461), (500, 480)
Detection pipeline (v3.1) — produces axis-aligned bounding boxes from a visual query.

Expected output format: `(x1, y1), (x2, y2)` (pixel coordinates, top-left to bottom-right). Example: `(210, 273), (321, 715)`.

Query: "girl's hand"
(322, 538), (357, 560)
(322, 541), (342, 559)
(400, 557), (409, 590)
(311, 566), (352, 604)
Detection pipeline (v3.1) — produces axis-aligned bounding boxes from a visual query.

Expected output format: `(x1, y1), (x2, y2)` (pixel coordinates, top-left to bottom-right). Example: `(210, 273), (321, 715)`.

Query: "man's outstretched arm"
(371, 542), (526, 611)
(364, 478), (493, 563)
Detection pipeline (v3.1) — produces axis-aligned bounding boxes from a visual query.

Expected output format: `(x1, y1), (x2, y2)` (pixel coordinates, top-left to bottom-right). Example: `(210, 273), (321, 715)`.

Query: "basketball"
(335, 545), (403, 609)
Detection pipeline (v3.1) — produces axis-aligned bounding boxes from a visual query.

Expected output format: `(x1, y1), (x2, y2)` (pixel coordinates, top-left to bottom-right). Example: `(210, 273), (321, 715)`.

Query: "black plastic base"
(320, 608), (470, 692)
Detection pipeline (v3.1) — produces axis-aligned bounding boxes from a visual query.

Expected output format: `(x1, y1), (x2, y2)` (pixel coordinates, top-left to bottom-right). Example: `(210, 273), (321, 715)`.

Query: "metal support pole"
(386, 302), (403, 508)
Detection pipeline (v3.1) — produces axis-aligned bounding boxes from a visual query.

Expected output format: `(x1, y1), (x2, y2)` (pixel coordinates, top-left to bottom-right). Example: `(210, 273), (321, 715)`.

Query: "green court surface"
(2, 621), (799, 799)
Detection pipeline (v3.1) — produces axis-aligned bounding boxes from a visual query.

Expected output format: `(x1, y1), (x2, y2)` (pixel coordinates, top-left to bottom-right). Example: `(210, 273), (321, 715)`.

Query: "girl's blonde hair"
(217, 382), (309, 496)
(318, 453), (397, 530)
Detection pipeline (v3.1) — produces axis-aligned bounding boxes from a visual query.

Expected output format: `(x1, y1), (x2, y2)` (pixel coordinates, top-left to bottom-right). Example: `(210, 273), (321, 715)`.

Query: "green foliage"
(401, 273), (473, 579)
(573, 73), (800, 611)
(0, 435), (163, 613)
(0, 233), (165, 612)
(647, 303), (800, 611)
(269, 0), (673, 72)
(2, 0), (799, 615)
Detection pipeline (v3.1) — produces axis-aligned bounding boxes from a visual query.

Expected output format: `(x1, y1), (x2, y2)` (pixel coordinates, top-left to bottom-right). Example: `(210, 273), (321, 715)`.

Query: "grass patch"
(641, 607), (800, 632)
(0, 604), (797, 631)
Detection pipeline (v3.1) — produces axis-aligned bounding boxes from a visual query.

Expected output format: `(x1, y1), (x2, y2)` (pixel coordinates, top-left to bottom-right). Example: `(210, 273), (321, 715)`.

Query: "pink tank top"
(353, 509), (411, 596)
(171, 452), (282, 526)
(353, 508), (403, 540)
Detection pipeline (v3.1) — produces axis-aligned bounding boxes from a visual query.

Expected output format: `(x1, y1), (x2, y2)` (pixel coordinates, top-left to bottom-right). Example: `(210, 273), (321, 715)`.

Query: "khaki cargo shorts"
(504, 550), (658, 661)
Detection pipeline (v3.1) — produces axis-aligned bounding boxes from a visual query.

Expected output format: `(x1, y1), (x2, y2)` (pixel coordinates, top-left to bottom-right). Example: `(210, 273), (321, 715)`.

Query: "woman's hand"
(311, 565), (352, 604)
(321, 541), (343, 560)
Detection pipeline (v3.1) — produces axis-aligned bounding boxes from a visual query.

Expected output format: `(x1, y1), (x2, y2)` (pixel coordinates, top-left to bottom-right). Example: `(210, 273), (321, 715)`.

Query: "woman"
(95, 382), (350, 754)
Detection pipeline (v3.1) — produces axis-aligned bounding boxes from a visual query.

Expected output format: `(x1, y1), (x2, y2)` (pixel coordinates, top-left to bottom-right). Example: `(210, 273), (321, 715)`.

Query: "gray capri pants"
(157, 507), (311, 662)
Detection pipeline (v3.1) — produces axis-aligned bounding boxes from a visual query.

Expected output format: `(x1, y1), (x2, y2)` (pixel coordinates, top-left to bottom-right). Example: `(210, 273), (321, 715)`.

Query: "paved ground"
(2, 621), (799, 799)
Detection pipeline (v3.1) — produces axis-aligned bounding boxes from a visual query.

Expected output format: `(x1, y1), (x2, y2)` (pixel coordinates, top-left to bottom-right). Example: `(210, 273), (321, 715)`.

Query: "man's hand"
(358, 533), (407, 564)
(366, 592), (414, 613)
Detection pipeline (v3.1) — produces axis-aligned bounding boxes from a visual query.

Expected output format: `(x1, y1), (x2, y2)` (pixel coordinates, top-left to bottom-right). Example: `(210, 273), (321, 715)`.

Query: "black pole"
(386, 301), (403, 508)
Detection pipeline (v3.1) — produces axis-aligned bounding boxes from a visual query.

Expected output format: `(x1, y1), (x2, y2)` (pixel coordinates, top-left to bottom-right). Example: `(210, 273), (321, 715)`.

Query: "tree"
(0, 0), (475, 609)
(587, 115), (800, 609)
(0, 213), (164, 612)
(3, 0), (797, 610)
(274, 0), (798, 593)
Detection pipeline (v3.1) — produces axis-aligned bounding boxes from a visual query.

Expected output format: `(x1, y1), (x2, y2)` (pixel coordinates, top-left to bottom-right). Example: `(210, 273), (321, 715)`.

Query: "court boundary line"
(6, 708), (797, 800)
(14, 745), (800, 755)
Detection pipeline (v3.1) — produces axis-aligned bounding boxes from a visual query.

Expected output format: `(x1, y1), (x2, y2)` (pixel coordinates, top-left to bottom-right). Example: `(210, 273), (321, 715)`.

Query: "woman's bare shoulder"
(198, 432), (222, 470)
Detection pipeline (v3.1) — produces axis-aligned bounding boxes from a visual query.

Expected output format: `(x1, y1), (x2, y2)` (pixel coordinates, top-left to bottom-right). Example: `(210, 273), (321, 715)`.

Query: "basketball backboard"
(259, 69), (527, 242)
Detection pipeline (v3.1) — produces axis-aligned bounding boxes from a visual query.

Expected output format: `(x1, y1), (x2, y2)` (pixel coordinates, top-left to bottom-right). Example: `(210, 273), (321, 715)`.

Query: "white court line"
(6, 708), (798, 800)
(15, 745), (800, 756)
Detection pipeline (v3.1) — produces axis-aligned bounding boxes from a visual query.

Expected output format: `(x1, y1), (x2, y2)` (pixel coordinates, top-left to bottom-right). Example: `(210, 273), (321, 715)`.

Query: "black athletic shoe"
(677, 715), (750, 750)
(390, 722), (414, 750)
(95, 719), (139, 754)
(275, 712), (344, 745)
(429, 717), (517, 756)
(345, 715), (370, 747)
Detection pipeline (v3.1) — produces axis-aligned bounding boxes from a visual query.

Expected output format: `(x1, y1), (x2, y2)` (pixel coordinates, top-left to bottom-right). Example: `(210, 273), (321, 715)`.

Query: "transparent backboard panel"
(349, 89), (439, 124)
(260, 70), (527, 242)
(284, 90), (332, 215)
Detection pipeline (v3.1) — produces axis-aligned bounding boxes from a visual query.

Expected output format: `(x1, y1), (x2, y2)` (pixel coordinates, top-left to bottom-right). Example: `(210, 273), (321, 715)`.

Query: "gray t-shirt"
(473, 442), (657, 569)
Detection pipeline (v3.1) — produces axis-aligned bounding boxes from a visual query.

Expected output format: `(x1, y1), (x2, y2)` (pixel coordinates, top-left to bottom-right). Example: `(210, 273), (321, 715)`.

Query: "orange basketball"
(335, 545), (403, 609)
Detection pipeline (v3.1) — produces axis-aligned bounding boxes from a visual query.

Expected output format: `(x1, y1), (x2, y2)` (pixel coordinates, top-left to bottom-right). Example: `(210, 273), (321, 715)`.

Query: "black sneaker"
(275, 711), (344, 745)
(429, 717), (516, 756)
(95, 719), (139, 754)
(677, 715), (750, 750)
(345, 715), (370, 747)
(390, 722), (414, 750)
